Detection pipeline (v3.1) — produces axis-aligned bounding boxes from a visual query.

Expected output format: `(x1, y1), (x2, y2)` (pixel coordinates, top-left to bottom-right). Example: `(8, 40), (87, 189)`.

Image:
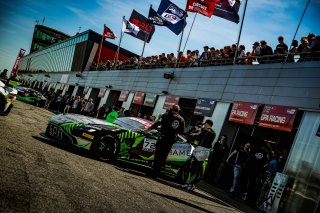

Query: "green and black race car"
(14, 86), (46, 107)
(41, 114), (209, 184)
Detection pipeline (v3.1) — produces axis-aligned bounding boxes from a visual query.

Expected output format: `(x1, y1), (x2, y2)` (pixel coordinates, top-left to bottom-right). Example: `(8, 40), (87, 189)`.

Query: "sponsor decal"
(82, 132), (94, 140)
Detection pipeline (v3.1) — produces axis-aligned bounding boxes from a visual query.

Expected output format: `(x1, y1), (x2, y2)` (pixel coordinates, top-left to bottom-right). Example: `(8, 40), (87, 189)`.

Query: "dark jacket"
(194, 128), (216, 149)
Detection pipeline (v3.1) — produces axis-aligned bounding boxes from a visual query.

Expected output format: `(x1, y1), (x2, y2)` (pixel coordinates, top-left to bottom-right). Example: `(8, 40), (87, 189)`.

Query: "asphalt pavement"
(0, 101), (243, 213)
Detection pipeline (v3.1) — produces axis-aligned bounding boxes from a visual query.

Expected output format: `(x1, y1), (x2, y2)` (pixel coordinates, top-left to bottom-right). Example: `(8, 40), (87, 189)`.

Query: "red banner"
(11, 48), (26, 77)
(118, 91), (129, 102)
(163, 95), (180, 109)
(103, 25), (117, 39)
(259, 105), (298, 132)
(229, 101), (259, 125)
(186, 0), (217, 17)
(132, 92), (145, 105)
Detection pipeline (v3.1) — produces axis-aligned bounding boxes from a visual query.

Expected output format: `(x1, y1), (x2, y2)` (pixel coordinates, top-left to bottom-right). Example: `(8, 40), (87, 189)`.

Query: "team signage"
(194, 98), (215, 116)
(163, 95), (180, 109)
(118, 91), (130, 102)
(186, 0), (216, 17)
(143, 94), (157, 107)
(258, 105), (298, 132)
(229, 101), (259, 125)
(132, 91), (145, 105)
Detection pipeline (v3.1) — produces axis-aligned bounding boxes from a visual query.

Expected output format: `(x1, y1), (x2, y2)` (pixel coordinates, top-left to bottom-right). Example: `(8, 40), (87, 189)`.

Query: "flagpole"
(114, 16), (125, 69)
(182, 12), (198, 54)
(233, 0), (248, 65)
(141, 31), (150, 58)
(96, 25), (105, 71)
(175, 17), (186, 68)
(285, 0), (310, 63)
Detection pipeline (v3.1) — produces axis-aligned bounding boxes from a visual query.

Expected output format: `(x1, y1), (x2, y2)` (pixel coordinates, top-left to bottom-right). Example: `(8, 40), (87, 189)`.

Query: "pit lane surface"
(0, 101), (241, 213)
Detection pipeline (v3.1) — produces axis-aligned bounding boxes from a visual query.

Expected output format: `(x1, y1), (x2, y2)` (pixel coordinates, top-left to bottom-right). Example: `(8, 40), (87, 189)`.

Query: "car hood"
(49, 114), (122, 130)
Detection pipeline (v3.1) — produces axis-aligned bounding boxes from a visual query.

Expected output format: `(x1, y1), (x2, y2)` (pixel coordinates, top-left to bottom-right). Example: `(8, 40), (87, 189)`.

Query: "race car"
(0, 80), (17, 116)
(14, 86), (46, 107)
(41, 114), (208, 184)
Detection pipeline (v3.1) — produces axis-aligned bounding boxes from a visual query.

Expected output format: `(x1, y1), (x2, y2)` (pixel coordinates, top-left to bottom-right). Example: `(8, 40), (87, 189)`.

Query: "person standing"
(183, 119), (216, 190)
(148, 105), (185, 178)
(83, 98), (95, 116)
(226, 142), (251, 197)
(204, 134), (229, 183)
(72, 96), (80, 113)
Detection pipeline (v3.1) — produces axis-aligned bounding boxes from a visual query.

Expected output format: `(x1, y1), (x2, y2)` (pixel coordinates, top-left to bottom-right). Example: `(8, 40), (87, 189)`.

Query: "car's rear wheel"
(177, 158), (203, 185)
(92, 135), (118, 162)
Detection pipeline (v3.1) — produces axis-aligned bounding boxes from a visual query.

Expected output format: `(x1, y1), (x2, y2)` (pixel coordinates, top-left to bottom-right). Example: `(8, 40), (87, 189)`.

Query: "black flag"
(129, 10), (155, 43)
(214, 0), (241, 23)
(148, 6), (170, 26)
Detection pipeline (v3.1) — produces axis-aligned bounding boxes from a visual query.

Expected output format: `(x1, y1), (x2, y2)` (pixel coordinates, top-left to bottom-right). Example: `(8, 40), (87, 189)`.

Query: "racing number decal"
(49, 125), (63, 140)
(142, 138), (157, 152)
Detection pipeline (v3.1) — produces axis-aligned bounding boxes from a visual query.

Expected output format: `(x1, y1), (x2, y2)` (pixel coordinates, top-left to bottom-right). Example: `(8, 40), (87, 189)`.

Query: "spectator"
(83, 98), (95, 116)
(0, 69), (8, 80)
(229, 44), (237, 61)
(252, 41), (261, 61)
(259, 40), (273, 63)
(199, 46), (210, 64)
(205, 134), (229, 183)
(275, 36), (288, 54)
(287, 39), (299, 62)
(72, 96), (80, 113)
(64, 96), (74, 113)
(97, 104), (106, 119)
(124, 106), (133, 117)
(118, 107), (125, 117)
(311, 35), (320, 61)
(298, 38), (311, 62)
(297, 36), (308, 52)
(226, 142), (251, 197)
(308, 33), (315, 48)
(237, 45), (246, 64)
(177, 51), (186, 66)
(245, 52), (253, 65)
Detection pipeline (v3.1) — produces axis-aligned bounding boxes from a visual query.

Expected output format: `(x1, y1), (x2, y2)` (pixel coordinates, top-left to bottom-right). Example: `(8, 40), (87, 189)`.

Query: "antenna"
(78, 26), (81, 33)
(35, 20), (39, 25)
(41, 17), (45, 25)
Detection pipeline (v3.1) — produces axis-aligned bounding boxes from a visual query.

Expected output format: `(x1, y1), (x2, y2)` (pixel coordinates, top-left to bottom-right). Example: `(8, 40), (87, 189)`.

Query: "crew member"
(183, 120), (216, 190)
(149, 105), (185, 178)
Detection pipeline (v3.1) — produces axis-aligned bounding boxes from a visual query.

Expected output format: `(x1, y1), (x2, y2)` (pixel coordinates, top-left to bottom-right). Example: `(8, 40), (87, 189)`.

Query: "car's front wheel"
(177, 158), (203, 185)
(92, 135), (118, 162)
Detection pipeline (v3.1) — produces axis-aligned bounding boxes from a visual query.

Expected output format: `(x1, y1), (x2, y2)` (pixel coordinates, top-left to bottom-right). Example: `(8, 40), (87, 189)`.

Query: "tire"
(92, 135), (118, 162)
(0, 94), (5, 114)
(177, 158), (203, 185)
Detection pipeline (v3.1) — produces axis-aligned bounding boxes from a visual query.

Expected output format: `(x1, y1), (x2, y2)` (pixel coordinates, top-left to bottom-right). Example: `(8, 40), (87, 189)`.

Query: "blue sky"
(0, 0), (319, 72)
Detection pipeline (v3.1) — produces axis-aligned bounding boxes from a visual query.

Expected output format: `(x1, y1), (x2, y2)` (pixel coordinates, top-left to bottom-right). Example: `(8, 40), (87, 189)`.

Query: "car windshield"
(114, 117), (153, 131)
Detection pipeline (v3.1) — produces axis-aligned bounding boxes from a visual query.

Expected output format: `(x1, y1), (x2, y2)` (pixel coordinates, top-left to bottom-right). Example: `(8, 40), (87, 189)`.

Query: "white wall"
(204, 102), (231, 143)
(122, 92), (135, 110)
(152, 95), (167, 118)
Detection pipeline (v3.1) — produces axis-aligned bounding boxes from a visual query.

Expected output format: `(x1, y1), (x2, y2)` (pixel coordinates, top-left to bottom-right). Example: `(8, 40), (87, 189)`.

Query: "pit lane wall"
(21, 61), (320, 110)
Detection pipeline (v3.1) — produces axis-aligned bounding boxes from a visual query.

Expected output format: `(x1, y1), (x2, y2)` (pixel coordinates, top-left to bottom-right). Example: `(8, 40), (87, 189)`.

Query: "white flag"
(122, 18), (140, 36)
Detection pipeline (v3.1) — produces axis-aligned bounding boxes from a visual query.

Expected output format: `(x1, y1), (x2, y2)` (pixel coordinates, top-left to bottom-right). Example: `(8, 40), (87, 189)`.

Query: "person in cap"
(148, 104), (185, 178)
(252, 41), (261, 63)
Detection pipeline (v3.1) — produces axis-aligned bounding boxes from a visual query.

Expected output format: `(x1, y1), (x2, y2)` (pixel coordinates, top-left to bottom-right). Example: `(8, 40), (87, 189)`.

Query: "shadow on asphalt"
(32, 135), (93, 159)
(147, 191), (214, 213)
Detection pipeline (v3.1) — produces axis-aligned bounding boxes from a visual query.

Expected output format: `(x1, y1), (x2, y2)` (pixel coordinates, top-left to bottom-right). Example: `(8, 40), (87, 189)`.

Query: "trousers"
(153, 136), (175, 176)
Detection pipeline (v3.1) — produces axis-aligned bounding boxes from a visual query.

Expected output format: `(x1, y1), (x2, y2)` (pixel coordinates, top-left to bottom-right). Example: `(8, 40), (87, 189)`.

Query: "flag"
(103, 25), (117, 39)
(214, 0), (241, 23)
(128, 10), (155, 43)
(186, 0), (218, 18)
(11, 48), (26, 77)
(157, 0), (188, 35)
(122, 17), (140, 36)
(148, 6), (170, 26)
